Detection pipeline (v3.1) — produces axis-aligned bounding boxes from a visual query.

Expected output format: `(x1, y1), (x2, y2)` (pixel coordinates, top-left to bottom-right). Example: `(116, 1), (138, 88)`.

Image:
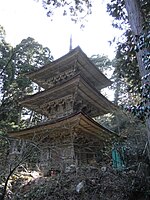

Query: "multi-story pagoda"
(9, 46), (116, 173)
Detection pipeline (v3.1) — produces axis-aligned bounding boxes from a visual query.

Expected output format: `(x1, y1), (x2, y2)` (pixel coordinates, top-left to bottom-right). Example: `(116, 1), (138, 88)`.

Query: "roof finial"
(69, 34), (72, 51)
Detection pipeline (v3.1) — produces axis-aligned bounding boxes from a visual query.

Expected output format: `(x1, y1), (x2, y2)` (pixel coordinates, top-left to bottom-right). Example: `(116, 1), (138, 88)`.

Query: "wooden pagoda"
(9, 46), (116, 173)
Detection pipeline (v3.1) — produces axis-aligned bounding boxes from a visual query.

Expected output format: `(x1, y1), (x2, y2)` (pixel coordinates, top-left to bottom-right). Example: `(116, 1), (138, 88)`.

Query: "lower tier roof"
(9, 112), (117, 141)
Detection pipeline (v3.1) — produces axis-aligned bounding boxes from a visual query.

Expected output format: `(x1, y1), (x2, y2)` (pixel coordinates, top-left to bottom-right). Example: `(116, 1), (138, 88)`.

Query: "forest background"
(0, 0), (150, 199)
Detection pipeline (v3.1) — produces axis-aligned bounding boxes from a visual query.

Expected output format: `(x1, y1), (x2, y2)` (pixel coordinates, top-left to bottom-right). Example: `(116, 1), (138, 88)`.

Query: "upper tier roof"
(26, 46), (112, 90)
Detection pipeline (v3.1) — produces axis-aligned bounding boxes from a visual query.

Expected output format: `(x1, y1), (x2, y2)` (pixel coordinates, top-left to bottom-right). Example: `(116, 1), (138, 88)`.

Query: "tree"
(0, 135), (40, 200)
(0, 28), (53, 132)
(0, 26), (15, 131)
(0, 29), (54, 198)
(124, 0), (150, 150)
(107, 0), (150, 154)
(90, 54), (112, 75)
(111, 34), (141, 106)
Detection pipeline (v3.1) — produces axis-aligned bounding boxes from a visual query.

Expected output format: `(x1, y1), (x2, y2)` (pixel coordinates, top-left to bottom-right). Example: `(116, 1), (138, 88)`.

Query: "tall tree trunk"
(124, 0), (150, 156)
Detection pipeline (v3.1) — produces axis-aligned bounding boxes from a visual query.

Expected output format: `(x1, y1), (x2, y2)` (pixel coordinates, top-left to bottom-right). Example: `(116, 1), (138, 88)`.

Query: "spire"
(69, 34), (72, 51)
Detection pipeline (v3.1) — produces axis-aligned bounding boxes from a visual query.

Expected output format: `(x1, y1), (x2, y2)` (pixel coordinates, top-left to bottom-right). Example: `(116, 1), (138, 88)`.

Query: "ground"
(3, 163), (150, 200)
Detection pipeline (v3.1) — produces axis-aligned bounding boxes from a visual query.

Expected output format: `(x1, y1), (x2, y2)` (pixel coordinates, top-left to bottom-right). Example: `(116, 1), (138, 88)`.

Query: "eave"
(9, 112), (117, 141)
(20, 74), (116, 118)
(26, 46), (112, 90)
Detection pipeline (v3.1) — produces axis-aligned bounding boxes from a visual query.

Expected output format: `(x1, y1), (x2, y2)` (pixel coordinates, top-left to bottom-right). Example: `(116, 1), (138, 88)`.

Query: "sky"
(0, 0), (122, 60)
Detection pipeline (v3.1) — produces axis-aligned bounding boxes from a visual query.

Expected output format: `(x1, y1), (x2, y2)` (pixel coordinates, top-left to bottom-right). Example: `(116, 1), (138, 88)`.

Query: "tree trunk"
(124, 0), (150, 156)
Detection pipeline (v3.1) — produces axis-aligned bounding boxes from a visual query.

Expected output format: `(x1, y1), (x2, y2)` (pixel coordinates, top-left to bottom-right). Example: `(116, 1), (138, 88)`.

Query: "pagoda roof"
(9, 112), (117, 141)
(20, 74), (116, 118)
(26, 46), (112, 90)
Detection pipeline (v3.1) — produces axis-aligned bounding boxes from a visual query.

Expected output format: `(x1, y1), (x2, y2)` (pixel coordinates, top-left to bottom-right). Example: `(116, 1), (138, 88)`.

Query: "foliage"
(0, 26), (54, 198)
(107, 0), (128, 30)
(107, 2), (140, 106)
(111, 40), (141, 106)
(107, 0), (150, 121)
(90, 54), (112, 75)
(128, 26), (150, 119)
(41, 0), (92, 25)
(0, 26), (53, 132)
